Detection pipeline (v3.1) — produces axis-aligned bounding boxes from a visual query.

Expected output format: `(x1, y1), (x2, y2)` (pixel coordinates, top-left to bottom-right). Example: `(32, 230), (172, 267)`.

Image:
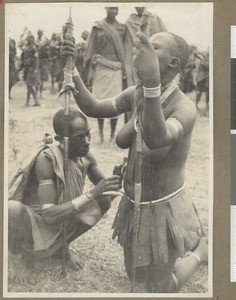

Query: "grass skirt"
(112, 184), (202, 272)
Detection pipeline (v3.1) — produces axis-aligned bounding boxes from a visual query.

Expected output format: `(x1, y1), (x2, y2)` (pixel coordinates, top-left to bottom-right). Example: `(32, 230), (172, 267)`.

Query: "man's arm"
(133, 31), (197, 149)
(86, 153), (113, 214)
(116, 114), (136, 149)
(86, 153), (105, 185)
(61, 39), (132, 118)
(86, 153), (123, 213)
(35, 152), (122, 225)
(72, 74), (133, 118)
(35, 152), (77, 225)
(142, 96), (197, 149)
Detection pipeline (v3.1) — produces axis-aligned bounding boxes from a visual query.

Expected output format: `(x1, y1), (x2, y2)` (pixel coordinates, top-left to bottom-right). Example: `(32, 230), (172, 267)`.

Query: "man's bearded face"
(68, 118), (91, 158)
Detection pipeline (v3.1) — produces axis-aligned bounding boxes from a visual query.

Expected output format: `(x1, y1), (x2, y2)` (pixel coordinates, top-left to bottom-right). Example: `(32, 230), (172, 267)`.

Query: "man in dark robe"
(35, 29), (50, 98)
(49, 33), (63, 93)
(19, 34), (40, 106)
(9, 38), (19, 98)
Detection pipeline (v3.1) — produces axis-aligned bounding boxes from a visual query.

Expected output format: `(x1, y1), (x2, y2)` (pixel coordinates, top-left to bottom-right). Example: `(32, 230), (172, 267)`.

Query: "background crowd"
(8, 6), (209, 144)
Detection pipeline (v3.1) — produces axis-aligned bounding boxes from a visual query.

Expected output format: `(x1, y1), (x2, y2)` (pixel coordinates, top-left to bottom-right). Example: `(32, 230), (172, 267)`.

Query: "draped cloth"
(124, 12), (167, 87)
(49, 40), (63, 82)
(20, 44), (40, 87)
(35, 36), (50, 81)
(197, 50), (209, 92)
(84, 19), (125, 90)
(92, 54), (123, 100)
(9, 144), (102, 257)
(9, 43), (19, 91)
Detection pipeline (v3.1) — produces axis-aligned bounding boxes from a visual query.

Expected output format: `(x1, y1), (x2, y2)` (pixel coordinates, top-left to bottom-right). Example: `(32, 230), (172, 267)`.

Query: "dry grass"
(7, 82), (210, 294)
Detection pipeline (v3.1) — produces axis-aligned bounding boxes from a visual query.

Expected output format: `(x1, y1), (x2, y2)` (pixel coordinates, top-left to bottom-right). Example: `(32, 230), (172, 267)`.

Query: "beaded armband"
(166, 117), (184, 139)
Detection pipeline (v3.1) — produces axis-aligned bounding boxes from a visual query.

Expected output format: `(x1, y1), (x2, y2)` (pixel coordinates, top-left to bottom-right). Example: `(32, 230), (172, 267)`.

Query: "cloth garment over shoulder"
(84, 18), (126, 89)
(8, 144), (102, 256)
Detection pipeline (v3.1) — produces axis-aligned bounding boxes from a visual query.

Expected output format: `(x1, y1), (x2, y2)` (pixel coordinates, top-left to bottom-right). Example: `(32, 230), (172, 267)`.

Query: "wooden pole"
(131, 11), (151, 292)
(58, 6), (76, 275)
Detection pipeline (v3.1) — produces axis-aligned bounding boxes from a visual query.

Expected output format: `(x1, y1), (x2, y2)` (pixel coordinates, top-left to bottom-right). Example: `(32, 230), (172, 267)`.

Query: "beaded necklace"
(160, 80), (179, 109)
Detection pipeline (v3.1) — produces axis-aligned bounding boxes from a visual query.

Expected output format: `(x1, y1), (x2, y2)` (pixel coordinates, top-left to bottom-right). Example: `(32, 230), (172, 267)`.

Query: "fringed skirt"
(112, 184), (202, 271)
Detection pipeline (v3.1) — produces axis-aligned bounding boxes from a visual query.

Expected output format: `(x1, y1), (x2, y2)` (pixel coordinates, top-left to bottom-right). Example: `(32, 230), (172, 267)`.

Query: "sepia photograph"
(4, 2), (213, 297)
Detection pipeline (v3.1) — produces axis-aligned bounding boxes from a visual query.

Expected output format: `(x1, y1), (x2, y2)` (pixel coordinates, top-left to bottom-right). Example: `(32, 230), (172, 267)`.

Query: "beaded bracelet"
(85, 191), (96, 203)
(71, 191), (95, 212)
(71, 199), (79, 212)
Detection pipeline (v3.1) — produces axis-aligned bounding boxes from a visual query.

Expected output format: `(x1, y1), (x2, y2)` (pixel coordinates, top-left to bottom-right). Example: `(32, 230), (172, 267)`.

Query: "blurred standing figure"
(49, 33), (64, 93)
(195, 49), (209, 111)
(75, 41), (88, 86)
(35, 29), (50, 98)
(84, 7), (126, 143)
(179, 46), (200, 94)
(18, 34), (40, 106)
(18, 27), (32, 51)
(75, 30), (89, 86)
(81, 30), (89, 42)
(124, 7), (167, 88)
(9, 38), (19, 98)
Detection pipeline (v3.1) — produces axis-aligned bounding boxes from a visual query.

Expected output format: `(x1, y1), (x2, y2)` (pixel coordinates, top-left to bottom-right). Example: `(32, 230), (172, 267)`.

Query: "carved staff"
(58, 7), (78, 275)
(131, 11), (151, 292)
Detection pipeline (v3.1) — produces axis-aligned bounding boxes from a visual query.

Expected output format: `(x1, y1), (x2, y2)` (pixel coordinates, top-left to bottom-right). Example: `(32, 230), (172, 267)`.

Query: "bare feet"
(53, 245), (84, 271)
(8, 251), (36, 285)
(193, 236), (208, 265)
(66, 247), (84, 270)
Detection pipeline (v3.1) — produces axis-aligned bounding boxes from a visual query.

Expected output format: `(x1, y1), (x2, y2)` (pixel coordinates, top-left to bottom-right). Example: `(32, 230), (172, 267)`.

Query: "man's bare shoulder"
(83, 151), (98, 167)
(170, 90), (197, 131)
(173, 91), (197, 116)
(34, 151), (55, 181)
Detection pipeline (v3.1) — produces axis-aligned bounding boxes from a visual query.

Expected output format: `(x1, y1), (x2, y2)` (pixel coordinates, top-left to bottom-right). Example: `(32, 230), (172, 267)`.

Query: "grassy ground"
(7, 81), (210, 294)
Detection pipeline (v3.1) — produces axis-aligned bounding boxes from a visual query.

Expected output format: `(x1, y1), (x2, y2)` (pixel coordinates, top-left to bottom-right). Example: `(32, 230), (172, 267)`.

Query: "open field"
(6, 81), (210, 294)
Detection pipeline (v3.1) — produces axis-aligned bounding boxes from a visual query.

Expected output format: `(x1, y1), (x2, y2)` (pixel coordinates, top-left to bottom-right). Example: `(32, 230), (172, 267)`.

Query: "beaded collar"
(160, 80), (179, 108)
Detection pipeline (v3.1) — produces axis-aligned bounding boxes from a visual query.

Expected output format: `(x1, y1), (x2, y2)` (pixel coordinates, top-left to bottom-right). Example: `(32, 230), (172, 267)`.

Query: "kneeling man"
(8, 108), (121, 284)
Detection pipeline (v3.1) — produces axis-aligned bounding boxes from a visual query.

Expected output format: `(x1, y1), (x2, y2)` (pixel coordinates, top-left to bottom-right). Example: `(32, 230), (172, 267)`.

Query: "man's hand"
(90, 175), (122, 199)
(133, 31), (160, 87)
(113, 157), (127, 178)
(60, 39), (76, 66)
